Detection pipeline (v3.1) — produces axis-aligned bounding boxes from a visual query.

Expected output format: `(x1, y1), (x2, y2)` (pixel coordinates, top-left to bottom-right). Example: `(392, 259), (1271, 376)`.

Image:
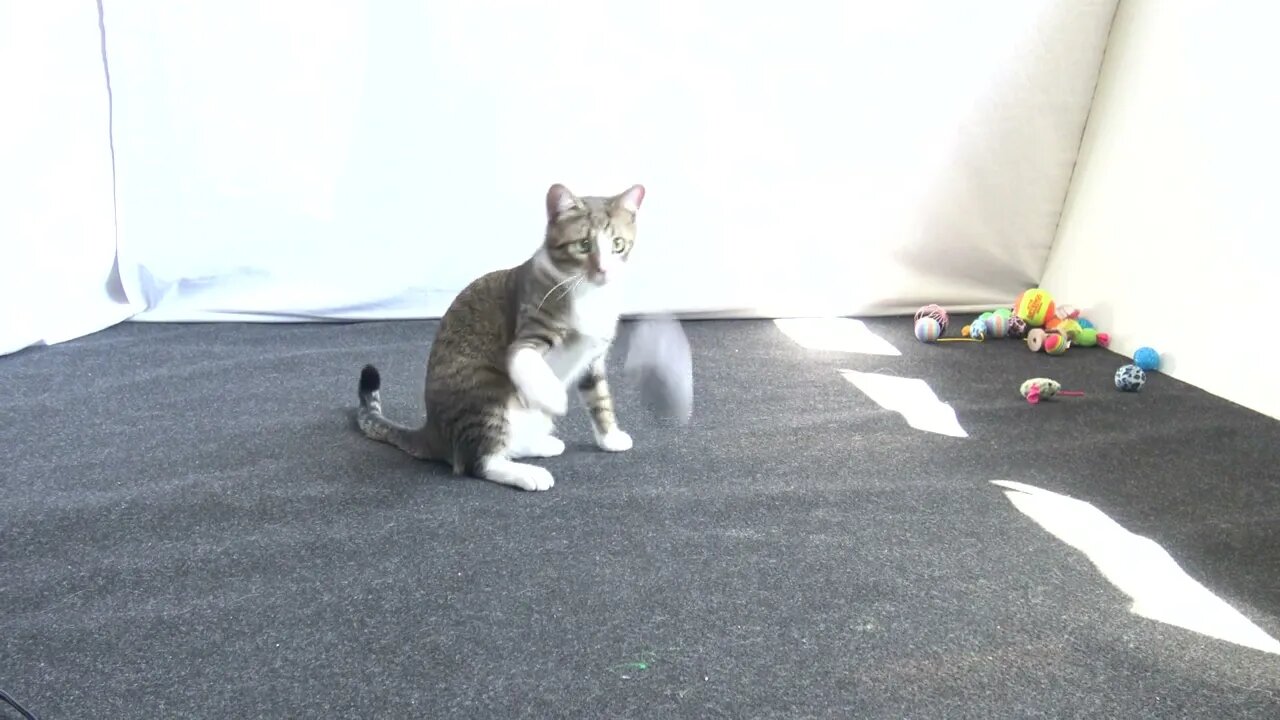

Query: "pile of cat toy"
(912, 287), (1165, 401)
(913, 288), (1111, 353)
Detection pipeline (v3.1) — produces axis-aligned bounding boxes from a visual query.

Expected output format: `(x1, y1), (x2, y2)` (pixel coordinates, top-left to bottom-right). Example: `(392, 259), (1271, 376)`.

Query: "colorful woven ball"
(1043, 333), (1069, 355)
(1133, 346), (1161, 371)
(1115, 364), (1147, 392)
(1056, 318), (1083, 339)
(914, 304), (950, 334)
(914, 317), (942, 343)
(1006, 315), (1029, 339)
(1014, 288), (1056, 327)
(985, 313), (1009, 338)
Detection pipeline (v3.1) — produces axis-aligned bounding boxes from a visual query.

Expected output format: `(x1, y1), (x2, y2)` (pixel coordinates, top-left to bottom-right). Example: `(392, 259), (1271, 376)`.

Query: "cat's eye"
(612, 237), (626, 253)
(575, 238), (593, 253)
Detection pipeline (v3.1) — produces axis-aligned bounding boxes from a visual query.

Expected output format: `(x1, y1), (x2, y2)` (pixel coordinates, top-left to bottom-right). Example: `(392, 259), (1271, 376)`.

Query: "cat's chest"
(542, 285), (620, 381)
(568, 284), (622, 340)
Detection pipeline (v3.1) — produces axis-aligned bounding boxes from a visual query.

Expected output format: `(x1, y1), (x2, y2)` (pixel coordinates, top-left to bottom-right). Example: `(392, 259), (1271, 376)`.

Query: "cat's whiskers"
(536, 273), (583, 311)
(556, 275), (585, 302)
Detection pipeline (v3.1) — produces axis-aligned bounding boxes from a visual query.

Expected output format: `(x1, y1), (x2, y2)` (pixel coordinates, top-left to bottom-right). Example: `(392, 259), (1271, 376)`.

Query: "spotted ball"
(1115, 364), (1147, 392)
(1006, 315), (1029, 339)
(968, 321), (987, 341)
(914, 317), (942, 343)
(1133, 346), (1161, 371)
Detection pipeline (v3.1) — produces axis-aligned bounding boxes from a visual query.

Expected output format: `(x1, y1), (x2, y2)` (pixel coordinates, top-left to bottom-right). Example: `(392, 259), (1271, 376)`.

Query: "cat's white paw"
(524, 435), (566, 458)
(479, 457), (555, 491)
(510, 349), (569, 416)
(514, 465), (555, 492)
(595, 429), (633, 453)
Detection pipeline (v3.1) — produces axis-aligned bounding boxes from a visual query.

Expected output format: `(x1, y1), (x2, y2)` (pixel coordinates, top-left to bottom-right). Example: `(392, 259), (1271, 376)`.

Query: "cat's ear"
(616, 184), (646, 214)
(546, 183), (581, 219)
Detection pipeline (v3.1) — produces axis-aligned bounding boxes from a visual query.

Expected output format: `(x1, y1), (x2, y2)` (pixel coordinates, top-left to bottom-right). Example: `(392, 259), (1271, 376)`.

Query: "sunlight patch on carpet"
(774, 317), (901, 356)
(993, 480), (1280, 655)
(838, 369), (967, 437)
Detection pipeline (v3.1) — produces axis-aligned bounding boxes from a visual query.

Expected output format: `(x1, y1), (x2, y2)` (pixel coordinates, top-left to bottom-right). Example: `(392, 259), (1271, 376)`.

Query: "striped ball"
(1043, 333), (1069, 355)
(1115, 364), (1147, 392)
(985, 313), (1009, 338)
(914, 304), (949, 334)
(914, 317), (942, 343)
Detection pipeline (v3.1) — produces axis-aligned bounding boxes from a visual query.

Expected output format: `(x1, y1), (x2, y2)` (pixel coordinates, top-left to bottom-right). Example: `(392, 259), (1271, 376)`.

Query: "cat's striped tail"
(357, 365), (434, 459)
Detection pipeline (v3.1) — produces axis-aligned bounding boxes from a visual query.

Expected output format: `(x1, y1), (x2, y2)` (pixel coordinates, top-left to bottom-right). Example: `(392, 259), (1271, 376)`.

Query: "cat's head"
(541, 183), (645, 287)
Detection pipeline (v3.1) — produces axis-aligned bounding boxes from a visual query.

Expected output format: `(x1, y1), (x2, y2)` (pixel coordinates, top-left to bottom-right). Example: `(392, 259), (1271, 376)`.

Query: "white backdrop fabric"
(0, 3), (136, 356)
(2, 1), (1119, 356)
(105, 0), (1119, 323)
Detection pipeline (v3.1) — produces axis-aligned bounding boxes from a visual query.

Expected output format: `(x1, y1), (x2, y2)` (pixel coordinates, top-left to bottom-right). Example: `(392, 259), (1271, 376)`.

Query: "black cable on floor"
(0, 688), (40, 720)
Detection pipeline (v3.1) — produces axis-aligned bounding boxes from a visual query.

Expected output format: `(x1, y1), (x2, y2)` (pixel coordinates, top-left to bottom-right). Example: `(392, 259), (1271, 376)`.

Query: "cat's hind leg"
(453, 399), (558, 491)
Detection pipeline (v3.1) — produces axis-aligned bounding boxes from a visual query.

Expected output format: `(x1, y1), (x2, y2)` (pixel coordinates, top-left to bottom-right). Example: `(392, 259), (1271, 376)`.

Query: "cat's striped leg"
(577, 357), (632, 452)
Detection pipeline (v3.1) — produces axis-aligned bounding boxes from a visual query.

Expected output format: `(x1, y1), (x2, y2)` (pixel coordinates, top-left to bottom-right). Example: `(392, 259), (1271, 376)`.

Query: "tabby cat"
(356, 183), (645, 491)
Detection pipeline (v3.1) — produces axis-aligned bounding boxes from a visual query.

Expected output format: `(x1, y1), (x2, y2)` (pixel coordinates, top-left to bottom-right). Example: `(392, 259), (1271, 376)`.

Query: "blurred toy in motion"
(623, 314), (694, 424)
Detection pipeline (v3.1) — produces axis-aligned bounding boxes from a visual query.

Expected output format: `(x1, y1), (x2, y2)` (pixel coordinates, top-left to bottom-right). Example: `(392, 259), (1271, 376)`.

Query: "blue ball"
(1115, 364), (1147, 392)
(1133, 346), (1160, 371)
(1077, 318), (1095, 330)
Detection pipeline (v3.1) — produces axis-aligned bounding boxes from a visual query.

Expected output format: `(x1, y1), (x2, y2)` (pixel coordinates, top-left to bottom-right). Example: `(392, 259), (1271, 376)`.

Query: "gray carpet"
(3, 317), (1279, 719)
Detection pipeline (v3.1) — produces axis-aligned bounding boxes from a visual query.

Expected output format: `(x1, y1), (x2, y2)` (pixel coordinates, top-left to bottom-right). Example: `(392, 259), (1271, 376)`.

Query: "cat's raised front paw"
(523, 382), (568, 416)
(595, 429), (633, 453)
(511, 350), (569, 416)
